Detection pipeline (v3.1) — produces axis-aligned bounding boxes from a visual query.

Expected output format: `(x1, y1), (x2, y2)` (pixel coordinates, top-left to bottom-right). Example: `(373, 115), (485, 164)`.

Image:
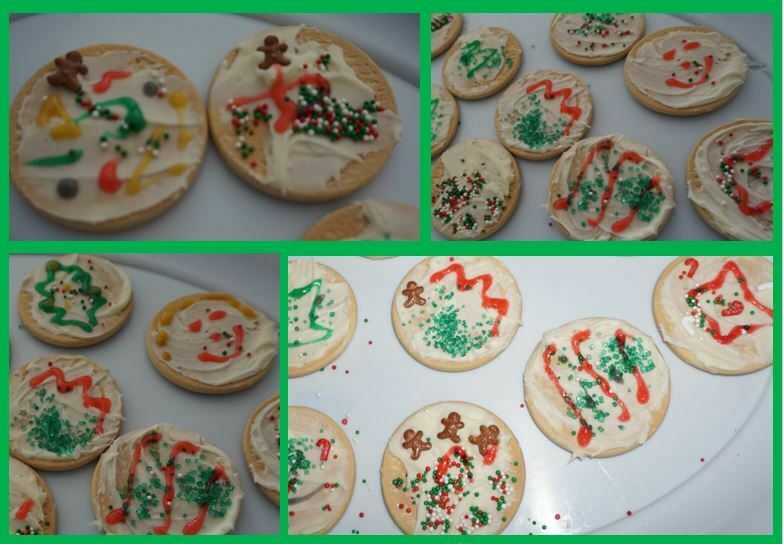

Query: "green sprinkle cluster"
(176, 466), (235, 518)
(615, 175), (665, 222)
(288, 437), (314, 494)
(19, 389), (96, 456)
(512, 94), (565, 149)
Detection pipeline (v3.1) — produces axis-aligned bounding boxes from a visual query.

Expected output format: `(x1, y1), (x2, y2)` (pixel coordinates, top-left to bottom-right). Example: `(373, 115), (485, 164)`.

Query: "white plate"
(287, 256), (772, 534)
(431, 13), (772, 240)
(9, 254), (280, 534)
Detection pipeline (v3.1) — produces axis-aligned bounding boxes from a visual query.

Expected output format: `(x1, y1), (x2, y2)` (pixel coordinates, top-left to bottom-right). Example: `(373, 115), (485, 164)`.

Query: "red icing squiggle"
(182, 466), (228, 535)
(153, 440), (200, 535)
(684, 257), (699, 278)
(526, 79), (583, 136)
(29, 366), (112, 434)
(105, 431), (162, 525)
(98, 158), (123, 193)
(92, 71), (133, 94)
(615, 329), (649, 404)
(197, 324), (245, 363)
(571, 330), (630, 422)
(15, 498), (35, 520)
(316, 438), (331, 461)
(542, 344), (592, 448)
(719, 138), (773, 217)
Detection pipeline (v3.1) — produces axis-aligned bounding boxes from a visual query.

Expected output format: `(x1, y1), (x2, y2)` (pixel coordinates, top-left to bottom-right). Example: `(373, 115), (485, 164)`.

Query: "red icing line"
(209, 310), (227, 321)
(684, 257), (699, 278)
(553, 140), (612, 210)
(153, 440), (200, 535)
(615, 329), (649, 404)
(15, 498), (35, 520)
(526, 79), (583, 136)
(98, 158), (123, 193)
(610, 176), (661, 233)
(666, 55), (713, 88)
(29, 367), (112, 434)
(182, 466), (228, 535)
(436, 446), (470, 483)
(720, 138), (773, 216)
(542, 344), (592, 448)
(316, 438), (331, 461)
(105, 431), (162, 525)
(683, 41), (702, 50)
(662, 49), (676, 61)
(429, 262), (509, 337)
(572, 330), (631, 422)
(197, 324), (245, 363)
(188, 319), (202, 333)
(92, 70), (133, 93)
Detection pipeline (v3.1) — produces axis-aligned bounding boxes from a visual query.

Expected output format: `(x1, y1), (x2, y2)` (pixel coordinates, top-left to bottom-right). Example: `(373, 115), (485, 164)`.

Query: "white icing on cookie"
(342, 200), (418, 241)
(443, 27), (514, 95)
(431, 84), (455, 152)
(10, 458), (48, 535)
(551, 13), (644, 59)
(431, 13), (459, 54)
(249, 396), (280, 491)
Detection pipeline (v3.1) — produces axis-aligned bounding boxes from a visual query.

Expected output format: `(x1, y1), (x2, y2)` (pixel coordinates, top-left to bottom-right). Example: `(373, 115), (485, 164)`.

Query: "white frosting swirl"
(342, 200), (418, 241)
(9, 458), (48, 535)
(551, 13), (644, 58)
(249, 396), (280, 491)
(431, 84), (455, 152)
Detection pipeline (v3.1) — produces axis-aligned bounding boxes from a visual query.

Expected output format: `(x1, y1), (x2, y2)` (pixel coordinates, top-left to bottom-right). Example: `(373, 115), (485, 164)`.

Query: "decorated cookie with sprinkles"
(442, 26), (522, 100)
(432, 139), (521, 240)
(91, 423), (243, 534)
(550, 14), (645, 65)
(208, 26), (402, 202)
(392, 256), (521, 372)
(431, 13), (463, 58)
(288, 406), (356, 534)
(302, 200), (419, 241)
(495, 69), (593, 160)
(10, 457), (56, 535)
(524, 318), (670, 458)
(147, 293), (278, 394)
(18, 254), (133, 348)
(243, 393), (281, 504)
(381, 401), (525, 534)
(653, 256), (772, 375)
(625, 26), (748, 116)
(548, 134), (675, 240)
(288, 260), (357, 378)
(10, 354), (124, 471)
(10, 45), (207, 231)
(687, 119), (772, 241)
(431, 84), (459, 157)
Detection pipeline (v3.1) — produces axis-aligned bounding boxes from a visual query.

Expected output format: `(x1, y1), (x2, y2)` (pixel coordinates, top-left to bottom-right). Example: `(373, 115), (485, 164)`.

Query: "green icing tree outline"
(34, 259), (107, 332)
(288, 279), (334, 347)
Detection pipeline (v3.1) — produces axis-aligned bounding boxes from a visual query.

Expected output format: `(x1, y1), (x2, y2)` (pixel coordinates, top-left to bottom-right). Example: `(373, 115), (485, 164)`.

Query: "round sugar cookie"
(431, 84), (459, 157)
(624, 26), (748, 116)
(301, 200), (418, 241)
(288, 260), (357, 377)
(91, 422), (243, 535)
(431, 13), (463, 58)
(381, 401), (525, 534)
(431, 139), (521, 240)
(18, 254), (133, 347)
(653, 256), (773, 375)
(10, 354), (124, 471)
(686, 119), (772, 240)
(550, 13), (645, 65)
(524, 317), (670, 458)
(10, 45), (207, 231)
(208, 26), (401, 202)
(243, 393), (281, 504)
(146, 292), (278, 394)
(10, 457), (57, 534)
(392, 256), (521, 372)
(548, 133), (675, 240)
(442, 26), (522, 100)
(495, 69), (593, 160)
(288, 406), (356, 535)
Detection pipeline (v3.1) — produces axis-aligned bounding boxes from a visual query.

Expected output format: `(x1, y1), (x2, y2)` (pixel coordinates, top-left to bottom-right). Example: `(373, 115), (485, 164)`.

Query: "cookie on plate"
(431, 84), (459, 157)
(288, 406), (356, 535)
(18, 254), (133, 347)
(301, 200), (418, 241)
(548, 133), (675, 240)
(525, 317), (670, 458)
(243, 393), (280, 504)
(495, 69), (593, 160)
(10, 354), (124, 471)
(92, 423), (243, 535)
(431, 13), (463, 58)
(431, 139), (521, 240)
(10, 45), (207, 231)
(288, 260), (357, 377)
(392, 256), (522, 372)
(442, 26), (521, 100)
(381, 401), (525, 534)
(147, 292), (278, 394)
(625, 26), (748, 116)
(208, 26), (402, 202)
(687, 119), (772, 240)
(653, 256), (772, 375)
(10, 457), (57, 534)
(550, 13), (645, 65)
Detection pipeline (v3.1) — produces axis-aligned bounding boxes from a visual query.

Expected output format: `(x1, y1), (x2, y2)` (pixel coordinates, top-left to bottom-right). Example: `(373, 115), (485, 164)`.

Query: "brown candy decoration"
(402, 281), (426, 308)
(46, 51), (88, 92)
(401, 429), (431, 460)
(436, 412), (464, 443)
(257, 35), (290, 70)
(469, 424), (500, 456)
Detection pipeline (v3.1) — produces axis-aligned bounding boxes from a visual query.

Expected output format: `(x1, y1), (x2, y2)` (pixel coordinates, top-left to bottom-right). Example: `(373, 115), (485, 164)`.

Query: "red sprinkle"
(341, 418), (348, 425)
(627, 511), (633, 517)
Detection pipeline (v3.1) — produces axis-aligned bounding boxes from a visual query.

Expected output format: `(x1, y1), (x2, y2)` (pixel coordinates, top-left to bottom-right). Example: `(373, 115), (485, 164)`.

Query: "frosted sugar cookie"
(392, 256), (521, 371)
(495, 69), (592, 160)
(208, 26), (402, 202)
(524, 318), (670, 457)
(431, 84), (459, 157)
(653, 256), (772, 375)
(442, 26), (522, 100)
(288, 406), (355, 534)
(301, 200), (418, 240)
(288, 260), (357, 377)
(10, 45), (207, 231)
(243, 393), (281, 504)
(147, 292), (278, 394)
(381, 401), (525, 534)
(10, 457), (56, 534)
(431, 13), (463, 58)
(687, 119), (772, 240)
(92, 423), (243, 534)
(625, 26), (748, 115)
(548, 133), (675, 240)
(10, 354), (123, 470)
(550, 13), (645, 65)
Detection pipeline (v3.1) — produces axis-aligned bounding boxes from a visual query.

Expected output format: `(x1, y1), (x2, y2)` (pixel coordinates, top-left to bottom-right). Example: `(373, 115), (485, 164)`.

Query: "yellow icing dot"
(156, 331), (168, 347)
(168, 91), (188, 109)
(162, 352), (172, 361)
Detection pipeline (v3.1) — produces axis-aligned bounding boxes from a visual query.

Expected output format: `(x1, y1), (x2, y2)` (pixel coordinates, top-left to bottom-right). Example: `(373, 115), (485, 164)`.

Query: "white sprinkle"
(681, 315), (696, 336)
(758, 282), (773, 292)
